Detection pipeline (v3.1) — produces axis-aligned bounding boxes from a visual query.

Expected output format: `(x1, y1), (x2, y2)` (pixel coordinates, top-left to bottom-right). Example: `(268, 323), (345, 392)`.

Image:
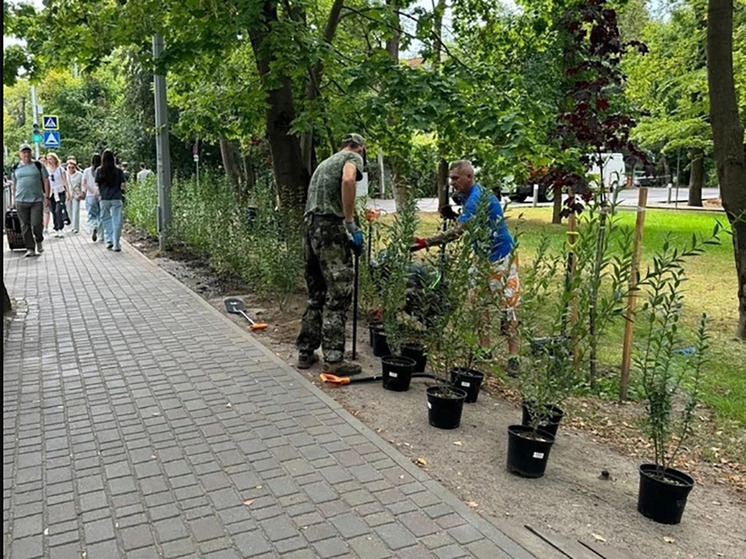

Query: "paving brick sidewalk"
(3, 232), (536, 559)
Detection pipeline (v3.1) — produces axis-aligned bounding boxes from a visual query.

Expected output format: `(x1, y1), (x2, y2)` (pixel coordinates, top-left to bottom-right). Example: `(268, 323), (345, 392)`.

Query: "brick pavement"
(3, 231), (537, 558)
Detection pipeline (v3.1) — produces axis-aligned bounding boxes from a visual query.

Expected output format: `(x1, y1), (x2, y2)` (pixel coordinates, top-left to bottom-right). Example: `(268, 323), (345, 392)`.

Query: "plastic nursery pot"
(449, 367), (485, 404)
(381, 355), (416, 392)
(637, 464), (695, 525)
(401, 343), (428, 373)
(371, 328), (391, 357)
(521, 401), (565, 439)
(426, 385), (468, 430)
(506, 425), (555, 478)
(367, 320), (383, 347)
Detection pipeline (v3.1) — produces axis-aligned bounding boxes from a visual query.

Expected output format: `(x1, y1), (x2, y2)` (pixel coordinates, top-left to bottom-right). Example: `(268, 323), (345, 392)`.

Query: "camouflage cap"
(342, 133), (365, 148)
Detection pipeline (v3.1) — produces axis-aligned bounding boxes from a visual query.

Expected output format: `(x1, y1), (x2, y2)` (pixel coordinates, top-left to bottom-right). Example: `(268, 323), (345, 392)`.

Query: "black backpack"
(11, 160), (45, 193)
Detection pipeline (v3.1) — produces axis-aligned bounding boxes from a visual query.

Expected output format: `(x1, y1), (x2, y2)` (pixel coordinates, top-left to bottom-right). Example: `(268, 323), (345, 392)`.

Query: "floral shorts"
(470, 254), (521, 322)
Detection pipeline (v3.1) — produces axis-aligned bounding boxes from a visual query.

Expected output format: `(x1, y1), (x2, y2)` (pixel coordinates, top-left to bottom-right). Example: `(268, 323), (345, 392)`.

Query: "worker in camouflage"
(296, 134), (366, 376)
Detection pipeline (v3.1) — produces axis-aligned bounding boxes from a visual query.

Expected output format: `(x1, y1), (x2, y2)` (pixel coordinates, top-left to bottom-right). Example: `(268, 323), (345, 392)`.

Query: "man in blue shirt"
(411, 160), (521, 375)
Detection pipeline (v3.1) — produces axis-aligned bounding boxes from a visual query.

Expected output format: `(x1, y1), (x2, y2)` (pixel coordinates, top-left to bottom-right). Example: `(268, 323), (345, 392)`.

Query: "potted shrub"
(377, 197), (419, 390)
(632, 236), (713, 524)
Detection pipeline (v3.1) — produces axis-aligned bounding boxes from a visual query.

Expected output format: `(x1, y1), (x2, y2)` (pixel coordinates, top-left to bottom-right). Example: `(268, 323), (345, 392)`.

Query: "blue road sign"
(42, 131), (60, 148)
(42, 115), (59, 130)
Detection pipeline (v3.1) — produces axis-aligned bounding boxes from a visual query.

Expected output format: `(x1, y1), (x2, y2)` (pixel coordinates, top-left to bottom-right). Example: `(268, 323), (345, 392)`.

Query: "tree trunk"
(552, 185), (563, 224)
(434, 1), (448, 210)
(662, 155), (671, 184)
(707, 0), (746, 339)
(386, 0), (408, 211)
(437, 158), (449, 210)
(300, 0), (345, 177)
(219, 138), (243, 193)
(249, 2), (310, 218)
(2, 282), (11, 315)
(688, 149), (705, 206)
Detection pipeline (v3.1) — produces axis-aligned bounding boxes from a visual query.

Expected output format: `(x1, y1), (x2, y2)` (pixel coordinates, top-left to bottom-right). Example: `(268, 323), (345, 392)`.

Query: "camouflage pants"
(295, 215), (353, 363)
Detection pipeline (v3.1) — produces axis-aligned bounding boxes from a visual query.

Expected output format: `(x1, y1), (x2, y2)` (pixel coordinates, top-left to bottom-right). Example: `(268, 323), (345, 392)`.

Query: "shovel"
(224, 297), (268, 331)
(320, 372), (436, 386)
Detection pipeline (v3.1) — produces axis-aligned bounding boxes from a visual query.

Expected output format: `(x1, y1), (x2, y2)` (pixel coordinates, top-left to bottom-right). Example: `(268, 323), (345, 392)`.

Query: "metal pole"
(153, 34), (172, 252)
(30, 85), (40, 159)
(352, 252), (359, 360)
(377, 150), (385, 198)
(532, 184), (539, 207)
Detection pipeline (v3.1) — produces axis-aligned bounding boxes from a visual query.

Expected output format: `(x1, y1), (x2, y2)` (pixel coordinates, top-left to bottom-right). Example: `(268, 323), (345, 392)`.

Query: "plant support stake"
(619, 187), (648, 400)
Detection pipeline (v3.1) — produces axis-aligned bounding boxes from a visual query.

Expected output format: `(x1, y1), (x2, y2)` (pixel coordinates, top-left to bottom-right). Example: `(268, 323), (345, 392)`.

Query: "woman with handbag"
(64, 157), (84, 233)
(45, 153), (70, 238)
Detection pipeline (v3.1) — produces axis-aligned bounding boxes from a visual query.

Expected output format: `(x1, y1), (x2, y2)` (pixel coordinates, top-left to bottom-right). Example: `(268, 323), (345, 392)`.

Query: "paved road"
(367, 187), (722, 213)
(3, 232), (536, 558)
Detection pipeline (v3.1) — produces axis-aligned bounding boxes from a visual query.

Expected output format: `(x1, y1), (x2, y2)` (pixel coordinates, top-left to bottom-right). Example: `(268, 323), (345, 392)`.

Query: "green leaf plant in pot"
(378, 195), (419, 391)
(632, 231), (718, 525)
(507, 234), (581, 478)
(444, 194), (500, 404)
(418, 199), (503, 429)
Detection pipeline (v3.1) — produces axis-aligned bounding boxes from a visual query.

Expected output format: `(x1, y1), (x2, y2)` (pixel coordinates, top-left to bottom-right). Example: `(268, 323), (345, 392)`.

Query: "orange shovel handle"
(249, 324), (268, 331)
(320, 373), (350, 386)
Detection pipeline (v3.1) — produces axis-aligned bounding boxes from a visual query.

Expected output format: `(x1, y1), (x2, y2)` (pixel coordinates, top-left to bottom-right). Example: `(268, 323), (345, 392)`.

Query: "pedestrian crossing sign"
(42, 131), (61, 148)
(42, 115), (59, 130)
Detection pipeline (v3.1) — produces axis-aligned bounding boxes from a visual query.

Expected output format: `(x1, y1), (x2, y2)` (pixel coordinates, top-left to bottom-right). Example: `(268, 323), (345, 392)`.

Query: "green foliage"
(378, 195), (419, 355)
(126, 170), (303, 308)
(123, 175), (158, 236)
(633, 228), (720, 470)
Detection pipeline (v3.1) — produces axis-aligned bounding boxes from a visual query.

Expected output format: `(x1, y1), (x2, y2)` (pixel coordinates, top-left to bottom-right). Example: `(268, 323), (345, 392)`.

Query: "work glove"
(410, 237), (428, 252)
(345, 220), (364, 256)
(439, 205), (458, 221)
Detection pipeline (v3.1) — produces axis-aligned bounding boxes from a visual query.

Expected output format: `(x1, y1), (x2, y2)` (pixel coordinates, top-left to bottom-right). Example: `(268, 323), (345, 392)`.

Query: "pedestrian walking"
(39, 154), (52, 233)
(295, 133), (366, 376)
(82, 153), (102, 242)
(136, 162), (154, 183)
(10, 144), (50, 257)
(45, 153), (70, 238)
(96, 149), (126, 252)
(64, 157), (84, 233)
(411, 159), (522, 376)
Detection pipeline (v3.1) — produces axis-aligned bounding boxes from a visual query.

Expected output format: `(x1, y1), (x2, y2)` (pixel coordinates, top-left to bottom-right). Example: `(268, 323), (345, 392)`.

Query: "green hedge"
(125, 172), (304, 307)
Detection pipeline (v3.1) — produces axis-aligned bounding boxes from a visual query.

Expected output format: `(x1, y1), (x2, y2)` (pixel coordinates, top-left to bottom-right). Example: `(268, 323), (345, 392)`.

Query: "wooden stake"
(619, 187), (648, 401)
(567, 211), (579, 361)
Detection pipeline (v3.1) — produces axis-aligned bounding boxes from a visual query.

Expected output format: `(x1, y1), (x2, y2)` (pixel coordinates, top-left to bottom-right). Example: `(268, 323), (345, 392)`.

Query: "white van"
(587, 153), (626, 191)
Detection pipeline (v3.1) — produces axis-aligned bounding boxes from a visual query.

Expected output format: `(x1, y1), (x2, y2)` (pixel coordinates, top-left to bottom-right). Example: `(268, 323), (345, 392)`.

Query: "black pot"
(371, 328), (391, 357)
(381, 355), (416, 392)
(401, 343), (428, 373)
(426, 386), (468, 429)
(368, 321), (383, 347)
(506, 425), (555, 478)
(637, 464), (695, 524)
(449, 368), (485, 404)
(521, 402), (565, 439)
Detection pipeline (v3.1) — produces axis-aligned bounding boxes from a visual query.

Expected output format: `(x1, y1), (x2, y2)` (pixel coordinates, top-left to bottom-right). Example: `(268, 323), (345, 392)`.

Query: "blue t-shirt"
(458, 183), (514, 262)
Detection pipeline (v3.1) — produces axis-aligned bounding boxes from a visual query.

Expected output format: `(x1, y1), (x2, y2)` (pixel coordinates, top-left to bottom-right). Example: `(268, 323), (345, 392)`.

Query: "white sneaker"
(25, 250), (35, 257)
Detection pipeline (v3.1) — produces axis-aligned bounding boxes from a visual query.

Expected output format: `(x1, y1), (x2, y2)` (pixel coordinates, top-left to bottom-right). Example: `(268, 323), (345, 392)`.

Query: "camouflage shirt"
(304, 150), (364, 218)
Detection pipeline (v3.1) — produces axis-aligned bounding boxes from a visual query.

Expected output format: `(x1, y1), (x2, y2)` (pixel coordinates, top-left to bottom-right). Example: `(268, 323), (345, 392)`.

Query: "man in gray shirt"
(11, 144), (50, 257)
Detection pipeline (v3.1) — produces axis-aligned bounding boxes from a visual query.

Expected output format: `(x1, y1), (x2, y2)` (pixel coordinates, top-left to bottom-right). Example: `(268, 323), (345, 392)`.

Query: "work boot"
(297, 351), (319, 370)
(506, 356), (520, 378)
(324, 360), (362, 376)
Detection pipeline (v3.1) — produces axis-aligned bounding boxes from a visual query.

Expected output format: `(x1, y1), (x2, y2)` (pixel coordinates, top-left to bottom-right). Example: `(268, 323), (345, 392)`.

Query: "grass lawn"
(411, 207), (744, 433)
